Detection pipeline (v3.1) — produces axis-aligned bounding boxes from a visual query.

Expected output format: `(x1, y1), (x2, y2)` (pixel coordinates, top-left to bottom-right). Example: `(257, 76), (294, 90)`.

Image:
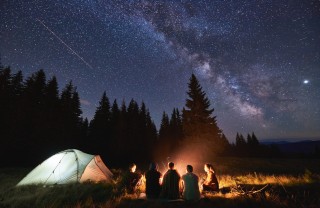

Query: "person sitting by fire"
(122, 163), (142, 194)
(181, 165), (201, 201)
(145, 162), (162, 199)
(160, 162), (181, 199)
(202, 163), (219, 192)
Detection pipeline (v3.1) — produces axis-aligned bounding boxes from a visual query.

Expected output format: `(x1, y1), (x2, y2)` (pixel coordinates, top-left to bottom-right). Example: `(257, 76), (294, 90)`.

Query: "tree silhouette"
(89, 91), (111, 156)
(59, 81), (83, 150)
(182, 74), (227, 156)
(169, 108), (183, 142)
(159, 111), (170, 140)
(0, 68), (162, 167)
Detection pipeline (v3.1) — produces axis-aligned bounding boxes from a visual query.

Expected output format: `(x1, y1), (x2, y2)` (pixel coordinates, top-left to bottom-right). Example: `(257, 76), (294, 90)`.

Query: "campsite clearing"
(0, 157), (319, 208)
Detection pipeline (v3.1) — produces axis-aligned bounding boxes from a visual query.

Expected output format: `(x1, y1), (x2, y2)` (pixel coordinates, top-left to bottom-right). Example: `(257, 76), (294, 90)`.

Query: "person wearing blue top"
(181, 165), (200, 201)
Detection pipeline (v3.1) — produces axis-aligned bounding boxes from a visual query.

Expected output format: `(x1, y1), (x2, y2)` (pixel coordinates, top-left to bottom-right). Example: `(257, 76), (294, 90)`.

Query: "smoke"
(154, 140), (220, 176)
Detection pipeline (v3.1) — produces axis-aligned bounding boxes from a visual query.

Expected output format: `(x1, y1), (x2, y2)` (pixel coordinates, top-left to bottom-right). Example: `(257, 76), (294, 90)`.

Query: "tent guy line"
(36, 19), (94, 70)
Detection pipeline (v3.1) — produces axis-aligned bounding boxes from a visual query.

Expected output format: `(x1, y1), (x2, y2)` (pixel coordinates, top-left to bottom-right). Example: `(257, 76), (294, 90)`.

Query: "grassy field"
(0, 157), (319, 208)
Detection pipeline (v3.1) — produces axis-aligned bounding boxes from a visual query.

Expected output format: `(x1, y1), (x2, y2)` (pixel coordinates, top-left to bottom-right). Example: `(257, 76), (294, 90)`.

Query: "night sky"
(1, 0), (319, 142)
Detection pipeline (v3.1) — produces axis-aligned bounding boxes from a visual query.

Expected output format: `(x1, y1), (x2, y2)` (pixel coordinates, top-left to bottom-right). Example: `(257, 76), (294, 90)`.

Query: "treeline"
(0, 67), (158, 167)
(229, 133), (281, 157)
(0, 68), (81, 165)
(87, 93), (158, 167)
(1, 66), (290, 168)
(0, 68), (85, 166)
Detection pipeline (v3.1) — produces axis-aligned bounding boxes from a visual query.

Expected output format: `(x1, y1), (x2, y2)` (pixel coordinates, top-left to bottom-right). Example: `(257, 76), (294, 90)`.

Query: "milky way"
(1, 0), (319, 141)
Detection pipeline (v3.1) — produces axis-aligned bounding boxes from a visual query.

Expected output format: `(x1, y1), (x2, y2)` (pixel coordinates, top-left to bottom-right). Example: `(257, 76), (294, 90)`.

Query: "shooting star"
(36, 19), (93, 69)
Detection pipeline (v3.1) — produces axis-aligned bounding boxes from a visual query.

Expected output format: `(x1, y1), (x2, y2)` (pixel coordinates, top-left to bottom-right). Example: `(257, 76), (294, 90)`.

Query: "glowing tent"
(17, 149), (113, 186)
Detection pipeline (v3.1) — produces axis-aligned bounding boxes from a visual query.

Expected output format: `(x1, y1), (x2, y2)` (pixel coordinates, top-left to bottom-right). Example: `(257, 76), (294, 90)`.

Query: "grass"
(0, 157), (319, 208)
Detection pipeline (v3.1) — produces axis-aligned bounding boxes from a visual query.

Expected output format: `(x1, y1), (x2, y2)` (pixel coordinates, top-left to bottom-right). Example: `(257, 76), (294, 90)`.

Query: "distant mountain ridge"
(260, 138), (320, 144)
(261, 139), (320, 154)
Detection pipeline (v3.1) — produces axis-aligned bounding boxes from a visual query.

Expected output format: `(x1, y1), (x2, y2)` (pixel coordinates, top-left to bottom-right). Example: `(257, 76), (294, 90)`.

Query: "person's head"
(168, 162), (174, 170)
(149, 162), (157, 171)
(186, 165), (193, 173)
(204, 163), (213, 173)
(129, 163), (136, 173)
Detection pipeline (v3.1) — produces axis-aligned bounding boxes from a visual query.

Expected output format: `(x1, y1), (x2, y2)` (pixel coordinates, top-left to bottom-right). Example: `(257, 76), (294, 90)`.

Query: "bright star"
(303, 80), (309, 84)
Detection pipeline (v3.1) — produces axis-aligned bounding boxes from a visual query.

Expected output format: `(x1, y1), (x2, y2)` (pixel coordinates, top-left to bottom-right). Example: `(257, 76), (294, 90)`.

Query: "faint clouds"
(80, 99), (91, 106)
(241, 64), (298, 113)
(170, 42), (214, 79)
(216, 76), (264, 119)
(194, 61), (213, 79)
(237, 99), (263, 117)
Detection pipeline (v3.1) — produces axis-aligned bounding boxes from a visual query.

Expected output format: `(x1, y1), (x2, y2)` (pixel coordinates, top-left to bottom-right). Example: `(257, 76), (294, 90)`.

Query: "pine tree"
(110, 99), (120, 150)
(236, 133), (246, 147)
(137, 101), (157, 162)
(182, 74), (225, 156)
(59, 81), (82, 149)
(183, 74), (221, 138)
(44, 76), (59, 126)
(159, 111), (170, 140)
(42, 76), (60, 153)
(145, 110), (158, 160)
(247, 134), (253, 144)
(127, 99), (142, 161)
(89, 91), (111, 153)
(71, 90), (82, 123)
(220, 133), (230, 153)
(115, 100), (128, 165)
(11, 71), (23, 97)
(60, 81), (74, 113)
(110, 99), (120, 129)
(251, 132), (259, 146)
(9, 71), (24, 144)
(0, 67), (12, 162)
(24, 70), (47, 157)
(81, 118), (89, 143)
(169, 108), (183, 149)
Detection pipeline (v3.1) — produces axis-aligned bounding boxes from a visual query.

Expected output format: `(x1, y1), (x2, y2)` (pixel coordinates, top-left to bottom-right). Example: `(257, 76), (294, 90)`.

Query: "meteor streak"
(36, 19), (93, 69)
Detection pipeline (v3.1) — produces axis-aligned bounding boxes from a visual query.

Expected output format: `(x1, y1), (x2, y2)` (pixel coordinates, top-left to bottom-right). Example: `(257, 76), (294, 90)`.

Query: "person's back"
(161, 162), (181, 199)
(182, 165), (200, 201)
(146, 162), (162, 199)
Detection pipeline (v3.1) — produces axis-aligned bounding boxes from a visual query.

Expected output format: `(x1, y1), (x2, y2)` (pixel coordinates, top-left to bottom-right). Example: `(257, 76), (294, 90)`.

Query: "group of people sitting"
(123, 162), (219, 201)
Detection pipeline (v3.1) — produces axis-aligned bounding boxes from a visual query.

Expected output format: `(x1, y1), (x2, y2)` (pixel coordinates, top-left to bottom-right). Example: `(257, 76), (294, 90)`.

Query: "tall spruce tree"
(157, 111), (171, 158)
(159, 111), (170, 140)
(145, 110), (158, 160)
(251, 132), (259, 146)
(89, 91), (111, 154)
(126, 99), (141, 160)
(59, 81), (82, 150)
(182, 74), (226, 156)
(236, 133), (246, 147)
(169, 108), (183, 149)
(0, 67), (12, 162)
(43, 76), (60, 154)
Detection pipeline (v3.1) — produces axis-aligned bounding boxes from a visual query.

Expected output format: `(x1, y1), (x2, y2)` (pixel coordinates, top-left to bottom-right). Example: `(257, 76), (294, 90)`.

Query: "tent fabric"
(17, 149), (113, 186)
(80, 155), (113, 183)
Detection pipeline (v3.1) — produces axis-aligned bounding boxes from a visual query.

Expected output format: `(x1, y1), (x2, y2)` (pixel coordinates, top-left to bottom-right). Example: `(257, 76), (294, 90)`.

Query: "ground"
(0, 157), (319, 208)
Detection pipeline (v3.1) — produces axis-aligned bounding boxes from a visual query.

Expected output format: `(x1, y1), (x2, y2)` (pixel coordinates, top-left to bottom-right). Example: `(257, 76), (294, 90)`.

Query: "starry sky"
(1, 0), (320, 142)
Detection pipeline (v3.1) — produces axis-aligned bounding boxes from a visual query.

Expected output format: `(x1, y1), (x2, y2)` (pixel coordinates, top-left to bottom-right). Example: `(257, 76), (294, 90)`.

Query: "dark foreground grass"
(0, 158), (319, 208)
(0, 168), (119, 208)
(0, 183), (115, 208)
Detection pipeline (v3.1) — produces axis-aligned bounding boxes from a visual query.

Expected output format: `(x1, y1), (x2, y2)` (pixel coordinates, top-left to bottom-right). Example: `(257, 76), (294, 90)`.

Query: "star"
(1, 0), (319, 142)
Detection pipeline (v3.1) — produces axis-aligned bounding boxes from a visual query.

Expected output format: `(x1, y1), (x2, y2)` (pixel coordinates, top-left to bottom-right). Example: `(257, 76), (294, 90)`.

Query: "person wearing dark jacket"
(145, 162), (162, 199)
(160, 162), (181, 199)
